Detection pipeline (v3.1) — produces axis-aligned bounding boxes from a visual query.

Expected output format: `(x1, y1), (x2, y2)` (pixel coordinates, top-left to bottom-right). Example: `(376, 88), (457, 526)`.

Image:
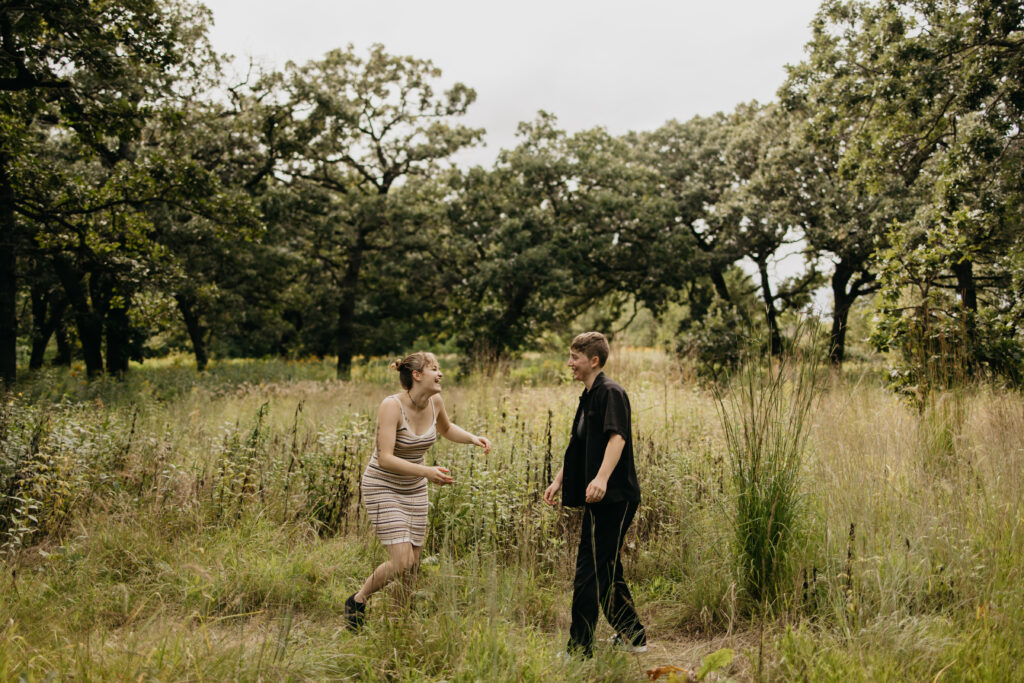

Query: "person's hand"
(543, 479), (561, 506)
(585, 477), (607, 503)
(472, 435), (492, 454)
(425, 466), (453, 485)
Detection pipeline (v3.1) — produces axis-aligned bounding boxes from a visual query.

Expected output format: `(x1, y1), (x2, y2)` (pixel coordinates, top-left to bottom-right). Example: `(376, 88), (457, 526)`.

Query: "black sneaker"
(344, 593), (366, 631)
(609, 631), (647, 653)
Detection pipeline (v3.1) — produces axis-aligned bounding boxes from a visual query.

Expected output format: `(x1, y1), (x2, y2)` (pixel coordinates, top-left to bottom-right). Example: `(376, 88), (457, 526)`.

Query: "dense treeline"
(2, 0), (1021, 391)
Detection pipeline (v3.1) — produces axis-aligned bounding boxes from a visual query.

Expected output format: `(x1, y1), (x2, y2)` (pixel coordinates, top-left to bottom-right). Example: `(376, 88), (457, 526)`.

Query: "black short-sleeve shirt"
(561, 372), (642, 507)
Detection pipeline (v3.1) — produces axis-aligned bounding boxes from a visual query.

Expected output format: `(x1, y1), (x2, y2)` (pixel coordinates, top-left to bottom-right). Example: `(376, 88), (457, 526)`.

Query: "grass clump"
(716, 344), (823, 610)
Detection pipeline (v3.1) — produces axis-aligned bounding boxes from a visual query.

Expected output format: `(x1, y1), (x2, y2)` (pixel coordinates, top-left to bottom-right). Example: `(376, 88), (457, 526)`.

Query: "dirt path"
(615, 631), (758, 681)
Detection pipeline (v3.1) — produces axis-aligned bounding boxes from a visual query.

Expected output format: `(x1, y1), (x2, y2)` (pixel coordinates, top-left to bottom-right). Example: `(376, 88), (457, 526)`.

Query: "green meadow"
(2, 350), (1021, 681)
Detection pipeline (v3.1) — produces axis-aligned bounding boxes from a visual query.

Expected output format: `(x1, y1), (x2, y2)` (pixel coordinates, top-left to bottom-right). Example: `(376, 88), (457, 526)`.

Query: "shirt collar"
(581, 371), (606, 398)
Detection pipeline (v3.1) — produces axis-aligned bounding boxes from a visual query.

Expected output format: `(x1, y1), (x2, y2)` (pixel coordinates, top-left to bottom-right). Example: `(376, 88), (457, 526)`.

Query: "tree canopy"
(3, 0), (1021, 391)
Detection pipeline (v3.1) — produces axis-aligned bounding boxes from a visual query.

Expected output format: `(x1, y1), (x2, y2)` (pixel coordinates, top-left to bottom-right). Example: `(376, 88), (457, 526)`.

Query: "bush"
(0, 400), (133, 554)
(678, 301), (752, 382)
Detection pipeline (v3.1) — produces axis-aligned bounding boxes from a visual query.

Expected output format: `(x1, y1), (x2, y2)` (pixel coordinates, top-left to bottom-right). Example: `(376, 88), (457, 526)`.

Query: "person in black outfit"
(544, 331), (646, 658)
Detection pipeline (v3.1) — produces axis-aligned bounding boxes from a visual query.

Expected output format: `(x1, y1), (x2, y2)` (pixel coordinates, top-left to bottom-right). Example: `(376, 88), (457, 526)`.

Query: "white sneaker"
(608, 632), (647, 653)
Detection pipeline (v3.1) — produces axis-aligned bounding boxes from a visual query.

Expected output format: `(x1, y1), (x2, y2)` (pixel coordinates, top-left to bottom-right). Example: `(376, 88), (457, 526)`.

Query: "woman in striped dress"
(345, 351), (491, 628)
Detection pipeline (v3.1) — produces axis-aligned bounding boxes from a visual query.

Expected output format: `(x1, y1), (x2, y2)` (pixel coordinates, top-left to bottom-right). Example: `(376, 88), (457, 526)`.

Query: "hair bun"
(388, 358), (402, 372)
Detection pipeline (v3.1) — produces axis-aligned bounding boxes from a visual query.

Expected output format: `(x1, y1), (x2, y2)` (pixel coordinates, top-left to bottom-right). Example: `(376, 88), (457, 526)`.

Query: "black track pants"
(567, 500), (645, 655)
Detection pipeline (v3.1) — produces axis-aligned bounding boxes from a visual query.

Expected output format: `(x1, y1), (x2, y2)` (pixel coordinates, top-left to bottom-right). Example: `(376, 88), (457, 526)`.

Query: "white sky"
(201, 0), (824, 168)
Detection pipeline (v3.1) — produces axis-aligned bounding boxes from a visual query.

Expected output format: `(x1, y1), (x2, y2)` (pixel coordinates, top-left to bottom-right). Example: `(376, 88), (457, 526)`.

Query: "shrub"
(0, 400), (132, 553)
(677, 301), (752, 382)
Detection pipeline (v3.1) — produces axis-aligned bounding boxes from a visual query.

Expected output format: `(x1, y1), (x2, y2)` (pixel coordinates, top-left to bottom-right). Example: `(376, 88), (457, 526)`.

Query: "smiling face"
(413, 358), (443, 395)
(567, 349), (599, 384)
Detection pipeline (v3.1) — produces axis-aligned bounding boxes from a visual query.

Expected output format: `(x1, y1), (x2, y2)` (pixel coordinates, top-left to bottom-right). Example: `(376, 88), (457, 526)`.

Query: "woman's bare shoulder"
(378, 395), (402, 419)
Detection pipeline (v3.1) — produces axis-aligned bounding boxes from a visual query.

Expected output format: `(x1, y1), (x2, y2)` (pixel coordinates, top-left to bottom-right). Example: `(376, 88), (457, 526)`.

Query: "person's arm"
(434, 395), (492, 453)
(585, 433), (624, 503)
(375, 398), (453, 485)
(544, 465), (564, 506)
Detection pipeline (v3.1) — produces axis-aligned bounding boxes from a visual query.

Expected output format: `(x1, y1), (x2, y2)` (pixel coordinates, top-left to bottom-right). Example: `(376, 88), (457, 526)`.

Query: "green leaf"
(697, 648), (734, 681)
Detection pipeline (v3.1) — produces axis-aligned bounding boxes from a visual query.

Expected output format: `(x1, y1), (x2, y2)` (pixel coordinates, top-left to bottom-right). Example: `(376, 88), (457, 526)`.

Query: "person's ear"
(590, 356), (600, 370)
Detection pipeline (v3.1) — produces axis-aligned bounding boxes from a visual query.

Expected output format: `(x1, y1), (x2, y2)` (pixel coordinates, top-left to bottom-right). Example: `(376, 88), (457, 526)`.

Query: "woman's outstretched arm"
(434, 395), (492, 453)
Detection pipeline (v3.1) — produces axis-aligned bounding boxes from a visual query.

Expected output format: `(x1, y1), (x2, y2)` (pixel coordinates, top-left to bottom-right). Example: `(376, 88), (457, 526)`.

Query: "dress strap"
(430, 395), (438, 425)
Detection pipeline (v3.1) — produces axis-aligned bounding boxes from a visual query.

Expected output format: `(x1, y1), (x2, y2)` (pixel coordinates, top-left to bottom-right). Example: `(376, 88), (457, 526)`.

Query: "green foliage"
(871, 222), (1024, 406)
(800, 0), (1024, 387)
(628, 114), (740, 314)
(697, 648), (735, 680)
(678, 300), (752, 383)
(296, 421), (368, 536)
(442, 113), (686, 362)
(2, 0), (1023, 672)
(2, 0), (261, 379)
(0, 399), (134, 554)
(7, 0), (1022, 392)
(441, 117), (578, 360)
(279, 44), (483, 375)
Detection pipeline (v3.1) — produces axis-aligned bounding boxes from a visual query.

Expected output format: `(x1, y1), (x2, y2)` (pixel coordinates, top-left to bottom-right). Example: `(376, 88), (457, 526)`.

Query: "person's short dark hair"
(390, 351), (437, 390)
(570, 332), (610, 367)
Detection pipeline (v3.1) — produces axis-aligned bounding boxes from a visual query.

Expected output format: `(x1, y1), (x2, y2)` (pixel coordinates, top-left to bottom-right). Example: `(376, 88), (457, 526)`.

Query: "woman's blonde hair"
(389, 351), (438, 390)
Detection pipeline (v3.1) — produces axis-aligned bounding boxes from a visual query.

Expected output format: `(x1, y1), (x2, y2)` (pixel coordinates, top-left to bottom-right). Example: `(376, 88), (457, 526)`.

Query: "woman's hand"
(472, 435), (492, 454)
(543, 479), (561, 506)
(424, 465), (453, 485)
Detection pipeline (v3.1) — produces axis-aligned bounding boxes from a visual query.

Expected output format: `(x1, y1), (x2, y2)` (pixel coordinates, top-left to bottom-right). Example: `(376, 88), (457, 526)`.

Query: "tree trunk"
(29, 283), (63, 370)
(952, 258), (977, 312)
(105, 304), (132, 376)
(176, 293), (210, 372)
(52, 257), (104, 376)
(711, 264), (753, 324)
(709, 266), (732, 304)
(29, 285), (48, 370)
(487, 283), (533, 363)
(336, 236), (365, 380)
(696, 236), (751, 324)
(829, 266), (856, 366)
(757, 258), (783, 356)
(75, 307), (104, 376)
(53, 314), (72, 366)
(0, 156), (17, 387)
(952, 257), (978, 348)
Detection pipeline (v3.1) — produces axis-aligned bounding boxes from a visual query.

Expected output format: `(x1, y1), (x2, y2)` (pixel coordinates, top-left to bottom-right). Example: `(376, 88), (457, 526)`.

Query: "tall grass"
(715, 342), (823, 609)
(1, 351), (1022, 680)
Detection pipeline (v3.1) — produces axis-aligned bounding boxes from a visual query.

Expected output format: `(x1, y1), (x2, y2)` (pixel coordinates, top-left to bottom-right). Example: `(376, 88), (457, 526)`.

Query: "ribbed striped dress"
(361, 394), (436, 546)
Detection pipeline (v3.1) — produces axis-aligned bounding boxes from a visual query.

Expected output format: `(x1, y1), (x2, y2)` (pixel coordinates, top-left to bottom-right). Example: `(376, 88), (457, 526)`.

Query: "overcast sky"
(201, 0), (824, 168)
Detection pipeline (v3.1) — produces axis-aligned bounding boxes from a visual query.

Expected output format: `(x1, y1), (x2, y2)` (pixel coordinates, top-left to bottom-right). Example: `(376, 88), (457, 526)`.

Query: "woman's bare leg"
(354, 542), (418, 604)
(394, 545), (422, 605)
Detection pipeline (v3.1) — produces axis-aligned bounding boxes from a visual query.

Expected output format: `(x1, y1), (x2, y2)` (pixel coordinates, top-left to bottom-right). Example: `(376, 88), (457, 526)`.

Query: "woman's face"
(414, 359), (443, 393)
